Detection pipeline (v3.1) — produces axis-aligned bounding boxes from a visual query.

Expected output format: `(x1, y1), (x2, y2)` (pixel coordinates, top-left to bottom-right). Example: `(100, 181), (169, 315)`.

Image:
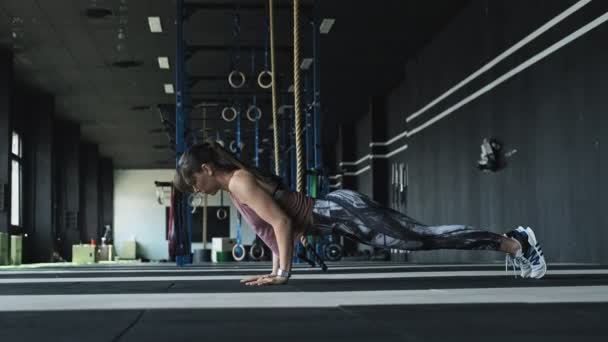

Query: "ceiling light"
(157, 57), (170, 69)
(84, 8), (113, 19)
(164, 83), (174, 94)
(300, 58), (313, 70)
(111, 60), (143, 68)
(320, 18), (335, 34)
(278, 105), (293, 115)
(148, 17), (163, 33)
(195, 102), (219, 108)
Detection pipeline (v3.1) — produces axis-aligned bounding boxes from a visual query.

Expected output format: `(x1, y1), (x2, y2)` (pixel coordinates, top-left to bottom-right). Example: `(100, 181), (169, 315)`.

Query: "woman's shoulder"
(228, 169), (253, 190)
(228, 169), (272, 193)
(231, 169), (280, 195)
(230, 169), (257, 185)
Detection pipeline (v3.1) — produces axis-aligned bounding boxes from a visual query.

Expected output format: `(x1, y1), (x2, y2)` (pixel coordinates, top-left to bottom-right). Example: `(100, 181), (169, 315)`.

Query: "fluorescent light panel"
(320, 18), (335, 34)
(300, 58), (313, 70)
(148, 17), (163, 33)
(164, 83), (174, 94)
(158, 57), (170, 69)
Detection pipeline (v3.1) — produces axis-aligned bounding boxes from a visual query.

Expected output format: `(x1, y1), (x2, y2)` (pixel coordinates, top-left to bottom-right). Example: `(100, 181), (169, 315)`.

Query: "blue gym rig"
(175, 0), (192, 266)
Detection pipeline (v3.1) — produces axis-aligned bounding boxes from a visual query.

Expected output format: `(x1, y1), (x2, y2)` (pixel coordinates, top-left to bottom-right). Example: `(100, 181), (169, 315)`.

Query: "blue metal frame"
(305, 73), (313, 195)
(175, 0), (192, 266)
(313, 0), (323, 181)
(311, 0), (330, 259)
(235, 105), (243, 248)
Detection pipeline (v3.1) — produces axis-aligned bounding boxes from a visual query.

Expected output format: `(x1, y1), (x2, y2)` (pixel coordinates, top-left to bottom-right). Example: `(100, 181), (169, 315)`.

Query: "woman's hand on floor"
(244, 275), (289, 286)
(240, 273), (276, 284)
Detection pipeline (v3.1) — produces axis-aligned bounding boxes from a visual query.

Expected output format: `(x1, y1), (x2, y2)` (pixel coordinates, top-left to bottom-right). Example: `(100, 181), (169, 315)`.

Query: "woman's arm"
(272, 253), (280, 275)
(229, 171), (294, 275)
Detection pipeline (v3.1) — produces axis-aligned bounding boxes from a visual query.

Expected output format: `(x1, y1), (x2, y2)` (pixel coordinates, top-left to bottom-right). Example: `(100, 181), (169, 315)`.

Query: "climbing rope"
(293, 0), (304, 192)
(269, 0), (280, 176)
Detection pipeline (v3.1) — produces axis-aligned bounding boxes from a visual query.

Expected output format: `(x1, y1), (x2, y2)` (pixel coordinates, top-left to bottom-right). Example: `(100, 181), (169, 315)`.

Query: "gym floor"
(1, 262), (607, 342)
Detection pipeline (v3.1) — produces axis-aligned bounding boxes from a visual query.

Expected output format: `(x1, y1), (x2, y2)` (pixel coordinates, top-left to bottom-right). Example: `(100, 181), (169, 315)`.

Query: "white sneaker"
(522, 226), (547, 279)
(504, 226), (531, 278)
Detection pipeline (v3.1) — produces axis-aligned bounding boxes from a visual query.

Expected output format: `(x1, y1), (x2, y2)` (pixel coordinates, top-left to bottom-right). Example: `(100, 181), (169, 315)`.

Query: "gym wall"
(99, 158), (114, 242)
(342, 0), (608, 263)
(53, 120), (82, 261)
(0, 51), (11, 235)
(18, 90), (55, 263)
(80, 143), (100, 245)
(355, 112), (373, 197)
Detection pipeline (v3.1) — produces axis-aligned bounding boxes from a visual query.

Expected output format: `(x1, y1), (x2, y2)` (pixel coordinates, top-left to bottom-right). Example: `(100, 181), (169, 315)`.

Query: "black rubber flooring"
(1, 262), (606, 342)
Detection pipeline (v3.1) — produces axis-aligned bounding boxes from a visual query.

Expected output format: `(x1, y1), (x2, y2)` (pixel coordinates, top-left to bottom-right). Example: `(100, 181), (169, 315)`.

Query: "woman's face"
(191, 164), (220, 195)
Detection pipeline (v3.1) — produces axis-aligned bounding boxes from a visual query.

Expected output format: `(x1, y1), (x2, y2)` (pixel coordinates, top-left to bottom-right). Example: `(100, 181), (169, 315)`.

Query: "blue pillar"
(304, 74), (312, 196)
(255, 120), (259, 167)
(313, 0), (323, 175)
(175, 0), (191, 266)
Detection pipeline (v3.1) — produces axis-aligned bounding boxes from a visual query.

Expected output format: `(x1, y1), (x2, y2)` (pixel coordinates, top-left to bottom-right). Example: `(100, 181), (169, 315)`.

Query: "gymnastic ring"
(232, 244), (246, 261)
(216, 208), (227, 220)
(323, 243), (343, 262)
(246, 105), (262, 122)
(229, 140), (238, 153)
(257, 70), (273, 89)
(249, 242), (265, 261)
(221, 107), (238, 122)
(228, 70), (246, 89)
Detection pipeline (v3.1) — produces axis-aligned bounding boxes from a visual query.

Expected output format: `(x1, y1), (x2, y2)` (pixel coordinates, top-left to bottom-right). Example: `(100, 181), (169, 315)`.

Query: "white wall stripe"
(408, 10), (608, 137)
(338, 144), (410, 175)
(405, 0), (592, 123)
(1, 286), (606, 311)
(339, 154), (371, 167)
(339, 0), (593, 165)
(370, 129), (409, 148)
(343, 165), (371, 176)
(1, 269), (606, 284)
(329, 182), (343, 189)
(370, 144), (409, 159)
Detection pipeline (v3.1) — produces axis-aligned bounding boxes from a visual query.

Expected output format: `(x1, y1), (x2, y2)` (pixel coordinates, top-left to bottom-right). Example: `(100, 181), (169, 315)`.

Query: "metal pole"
(304, 74), (312, 196)
(313, 0), (323, 175)
(175, 0), (192, 266)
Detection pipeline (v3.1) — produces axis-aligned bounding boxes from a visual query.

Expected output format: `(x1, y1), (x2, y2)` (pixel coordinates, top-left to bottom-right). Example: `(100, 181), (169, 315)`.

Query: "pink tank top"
(229, 192), (311, 256)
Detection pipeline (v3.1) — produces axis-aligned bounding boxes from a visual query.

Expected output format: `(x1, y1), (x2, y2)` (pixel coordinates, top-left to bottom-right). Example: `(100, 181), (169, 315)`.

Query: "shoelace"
(505, 254), (531, 278)
(505, 254), (519, 278)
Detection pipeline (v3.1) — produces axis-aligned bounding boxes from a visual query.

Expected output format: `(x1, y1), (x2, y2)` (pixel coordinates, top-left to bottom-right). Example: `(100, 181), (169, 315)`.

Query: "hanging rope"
(229, 8), (246, 89)
(232, 102), (246, 261)
(257, 9), (273, 89)
(247, 48), (262, 122)
(292, 0), (304, 193)
(269, 0), (280, 176)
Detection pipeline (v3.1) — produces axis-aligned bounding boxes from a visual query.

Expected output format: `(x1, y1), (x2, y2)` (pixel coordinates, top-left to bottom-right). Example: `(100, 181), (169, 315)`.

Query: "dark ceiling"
(0, 0), (468, 169)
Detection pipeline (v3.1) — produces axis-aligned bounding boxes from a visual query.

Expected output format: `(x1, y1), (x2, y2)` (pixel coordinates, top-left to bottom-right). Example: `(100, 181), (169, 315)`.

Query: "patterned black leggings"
(311, 189), (505, 251)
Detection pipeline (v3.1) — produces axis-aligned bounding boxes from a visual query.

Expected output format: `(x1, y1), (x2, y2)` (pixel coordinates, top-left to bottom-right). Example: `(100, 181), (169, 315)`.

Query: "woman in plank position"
(174, 140), (547, 286)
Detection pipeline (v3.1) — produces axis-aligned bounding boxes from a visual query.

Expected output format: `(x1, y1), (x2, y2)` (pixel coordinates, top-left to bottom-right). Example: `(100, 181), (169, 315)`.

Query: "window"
(11, 131), (22, 227)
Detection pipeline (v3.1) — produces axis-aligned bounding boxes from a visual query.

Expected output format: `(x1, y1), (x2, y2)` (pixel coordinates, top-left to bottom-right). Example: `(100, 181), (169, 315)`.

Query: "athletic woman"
(174, 140), (547, 286)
